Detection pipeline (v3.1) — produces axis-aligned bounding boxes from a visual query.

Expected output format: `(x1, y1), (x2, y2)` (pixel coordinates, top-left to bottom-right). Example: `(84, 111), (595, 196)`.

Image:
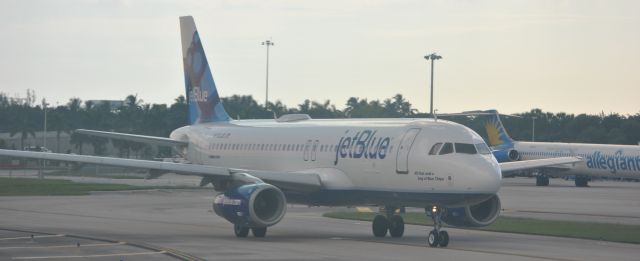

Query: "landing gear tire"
(234, 224), (249, 238)
(428, 230), (439, 247)
(575, 176), (589, 187)
(372, 215), (388, 237)
(388, 215), (405, 238)
(426, 206), (449, 247)
(536, 176), (549, 186)
(251, 227), (267, 237)
(438, 231), (449, 247)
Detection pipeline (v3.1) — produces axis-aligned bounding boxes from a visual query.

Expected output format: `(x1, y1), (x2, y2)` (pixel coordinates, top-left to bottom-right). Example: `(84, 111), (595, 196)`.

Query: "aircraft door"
(311, 140), (319, 161)
(396, 128), (421, 174)
(303, 139), (311, 161)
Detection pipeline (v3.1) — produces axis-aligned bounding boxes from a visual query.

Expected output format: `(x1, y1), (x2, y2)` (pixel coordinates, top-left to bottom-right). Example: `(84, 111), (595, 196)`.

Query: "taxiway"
(1, 176), (639, 260)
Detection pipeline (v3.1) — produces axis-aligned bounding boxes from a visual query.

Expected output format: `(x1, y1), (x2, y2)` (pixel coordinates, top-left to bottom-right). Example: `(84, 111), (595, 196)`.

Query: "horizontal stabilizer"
(75, 129), (187, 147)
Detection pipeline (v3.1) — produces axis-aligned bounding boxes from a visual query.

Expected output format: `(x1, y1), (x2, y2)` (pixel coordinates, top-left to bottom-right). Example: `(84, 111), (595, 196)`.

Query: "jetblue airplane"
(0, 17), (579, 247)
(466, 110), (640, 187)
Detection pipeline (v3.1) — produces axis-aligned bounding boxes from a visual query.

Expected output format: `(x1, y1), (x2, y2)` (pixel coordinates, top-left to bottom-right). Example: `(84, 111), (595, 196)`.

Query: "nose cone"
(480, 155), (502, 193)
(462, 155), (502, 194)
(447, 155), (502, 194)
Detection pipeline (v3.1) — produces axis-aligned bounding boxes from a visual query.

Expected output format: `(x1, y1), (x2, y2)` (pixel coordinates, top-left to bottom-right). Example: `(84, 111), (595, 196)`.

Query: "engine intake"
(442, 195), (501, 227)
(492, 148), (520, 162)
(213, 183), (287, 227)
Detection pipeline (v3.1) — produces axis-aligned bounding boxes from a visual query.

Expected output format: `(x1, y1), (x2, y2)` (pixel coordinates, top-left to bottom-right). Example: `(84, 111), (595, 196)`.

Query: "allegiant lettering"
(334, 130), (391, 165)
(586, 150), (640, 174)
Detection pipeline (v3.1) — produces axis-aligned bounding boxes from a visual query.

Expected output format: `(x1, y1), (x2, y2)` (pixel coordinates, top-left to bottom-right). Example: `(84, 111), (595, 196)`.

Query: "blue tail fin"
(481, 110), (514, 148)
(180, 16), (230, 124)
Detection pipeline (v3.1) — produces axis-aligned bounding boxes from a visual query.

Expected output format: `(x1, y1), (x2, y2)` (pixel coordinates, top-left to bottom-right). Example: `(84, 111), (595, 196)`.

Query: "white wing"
(500, 157), (582, 173)
(0, 149), (322, 192)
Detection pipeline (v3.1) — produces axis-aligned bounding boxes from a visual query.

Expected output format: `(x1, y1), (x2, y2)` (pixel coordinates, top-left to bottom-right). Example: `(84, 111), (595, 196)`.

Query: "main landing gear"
(575, 175), (590, 187)
(371, 206), (405, 238)
(426, 205), (449, 247)
(234, 224), (267, 238)
(536, 175), (550, 186)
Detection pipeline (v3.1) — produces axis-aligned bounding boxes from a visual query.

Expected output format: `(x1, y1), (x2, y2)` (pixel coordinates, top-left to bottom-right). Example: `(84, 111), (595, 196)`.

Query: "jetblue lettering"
(190, 86), (209, 102)
(585, 150), (640, 174)
(334, 130), (391, 165)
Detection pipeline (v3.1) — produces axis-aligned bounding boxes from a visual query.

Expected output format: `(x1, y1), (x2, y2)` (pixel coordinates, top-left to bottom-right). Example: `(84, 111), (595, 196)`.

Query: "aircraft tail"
(180, 16), (230, 124)
(480, 109), (514, 148)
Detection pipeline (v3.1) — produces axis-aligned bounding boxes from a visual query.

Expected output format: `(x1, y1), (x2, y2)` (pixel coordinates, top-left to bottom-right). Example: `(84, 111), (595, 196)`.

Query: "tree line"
(1, 91), (639, 158)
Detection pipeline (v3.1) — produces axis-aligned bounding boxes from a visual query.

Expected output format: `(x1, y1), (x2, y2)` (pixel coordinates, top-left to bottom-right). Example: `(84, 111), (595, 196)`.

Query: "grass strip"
(324, 211), (640, 244)
(0, 177), (174, 196)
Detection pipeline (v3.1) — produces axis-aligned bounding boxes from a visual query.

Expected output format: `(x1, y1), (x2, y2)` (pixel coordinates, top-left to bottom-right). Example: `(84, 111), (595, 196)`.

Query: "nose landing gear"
(426, 205), (449, 247)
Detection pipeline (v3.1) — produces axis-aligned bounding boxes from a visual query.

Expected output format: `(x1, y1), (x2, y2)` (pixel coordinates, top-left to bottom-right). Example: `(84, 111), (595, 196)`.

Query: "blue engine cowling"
(213, 183), (287, 227)
(442, 195), (501, 227)
(492, 148), (520, 162)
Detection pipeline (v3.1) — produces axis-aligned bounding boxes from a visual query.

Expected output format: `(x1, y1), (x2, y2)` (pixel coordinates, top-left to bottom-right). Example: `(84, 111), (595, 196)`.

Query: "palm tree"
(70, 132), (89, 154)
(167, 95), (188, 130)
(117, 95), (143, 133)
(48, 106), (70, 152)
(8, 104), (39, 150)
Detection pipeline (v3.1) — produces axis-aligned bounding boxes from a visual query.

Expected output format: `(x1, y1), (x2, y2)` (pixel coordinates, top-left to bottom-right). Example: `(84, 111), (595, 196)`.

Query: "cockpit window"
(439, 143), (454, 155)
(455, 143), (477, 154)
(475, 143), (491, 155)
(428, 143), (443, 155)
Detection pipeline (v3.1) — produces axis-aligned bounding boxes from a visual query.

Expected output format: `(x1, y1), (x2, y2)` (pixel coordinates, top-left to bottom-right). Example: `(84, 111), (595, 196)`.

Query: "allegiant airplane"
(460, 110), (640, 187)
(0, 17), (580, 247)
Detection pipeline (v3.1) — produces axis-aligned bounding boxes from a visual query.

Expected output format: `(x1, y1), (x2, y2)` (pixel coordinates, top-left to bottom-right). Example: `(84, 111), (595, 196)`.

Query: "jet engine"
(492, 148), (520, 162)
(442, 195), (501, 227)
(213, 183), (287, 227)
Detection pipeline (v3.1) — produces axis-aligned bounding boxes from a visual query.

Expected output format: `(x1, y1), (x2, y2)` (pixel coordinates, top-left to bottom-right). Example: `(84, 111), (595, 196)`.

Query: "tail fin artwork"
(481, 110), (514, 148)
(180, 16), (230, 124)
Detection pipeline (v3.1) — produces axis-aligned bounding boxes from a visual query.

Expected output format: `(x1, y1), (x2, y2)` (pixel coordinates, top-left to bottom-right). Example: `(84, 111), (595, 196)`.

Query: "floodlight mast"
(40, 98), (49, 179)
(532, 116), (537, 142)
(424, 53), (442, 117)
(262, 40), (275, 106)
(42, 99), (48, 150)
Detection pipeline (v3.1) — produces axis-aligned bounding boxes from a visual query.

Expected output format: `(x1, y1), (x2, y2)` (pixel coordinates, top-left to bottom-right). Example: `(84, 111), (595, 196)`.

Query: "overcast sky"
(1, 0), (638, 115)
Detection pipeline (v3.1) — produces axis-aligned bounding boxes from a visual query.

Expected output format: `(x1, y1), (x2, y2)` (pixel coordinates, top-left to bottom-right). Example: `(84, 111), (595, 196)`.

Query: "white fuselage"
(515, 141), (640, 179)
(170, 118), (502, 207)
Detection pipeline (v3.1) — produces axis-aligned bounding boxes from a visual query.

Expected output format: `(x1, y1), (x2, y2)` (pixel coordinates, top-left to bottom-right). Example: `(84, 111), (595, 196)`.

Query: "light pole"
(531, 116), (537, 142)
(40, 99), (49, 179)
(424, 53), (442, 116)
(262, 39), (275, 106)
(42, 99), (48, 150)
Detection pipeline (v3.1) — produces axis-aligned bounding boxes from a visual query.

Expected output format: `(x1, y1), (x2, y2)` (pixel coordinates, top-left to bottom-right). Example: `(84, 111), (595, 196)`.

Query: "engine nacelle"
(213, 183), (287, 227)
(442, 195), (501, 227)
(492, 148), (520, 162)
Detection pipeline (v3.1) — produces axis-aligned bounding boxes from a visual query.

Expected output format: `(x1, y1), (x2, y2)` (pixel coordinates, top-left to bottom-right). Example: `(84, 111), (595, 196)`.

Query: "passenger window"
(439, 143), (453, 155)
(429, 143), (443, 155)
(455, 143), (477, 154)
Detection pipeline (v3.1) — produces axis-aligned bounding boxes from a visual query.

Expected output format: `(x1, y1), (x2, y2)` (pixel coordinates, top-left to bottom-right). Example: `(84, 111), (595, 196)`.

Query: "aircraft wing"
(0, 149), (322, 193)
(75, 129), (187, 147)
(500, 157), (582, 173)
